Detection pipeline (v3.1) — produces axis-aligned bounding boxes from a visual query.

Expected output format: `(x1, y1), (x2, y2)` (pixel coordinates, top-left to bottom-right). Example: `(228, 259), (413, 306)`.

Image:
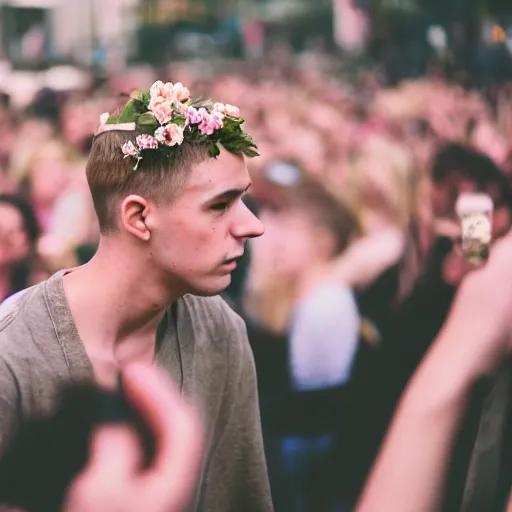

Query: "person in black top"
(0, 194), (41, 302)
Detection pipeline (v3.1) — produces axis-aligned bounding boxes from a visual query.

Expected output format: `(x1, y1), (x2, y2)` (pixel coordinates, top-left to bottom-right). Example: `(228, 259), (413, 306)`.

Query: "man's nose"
(231, 203), (265, 240)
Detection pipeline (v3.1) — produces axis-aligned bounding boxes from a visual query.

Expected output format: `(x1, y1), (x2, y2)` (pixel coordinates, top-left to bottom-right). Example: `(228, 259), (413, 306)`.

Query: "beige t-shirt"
(0, 271), (273, 512)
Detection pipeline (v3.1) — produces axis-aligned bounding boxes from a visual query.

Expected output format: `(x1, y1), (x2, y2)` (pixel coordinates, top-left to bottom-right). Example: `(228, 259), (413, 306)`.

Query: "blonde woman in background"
(250, 179), (361, 511)
(7, 118), (55, 184)
(12, 139), (98, 272)
(334, 135), (431, 317)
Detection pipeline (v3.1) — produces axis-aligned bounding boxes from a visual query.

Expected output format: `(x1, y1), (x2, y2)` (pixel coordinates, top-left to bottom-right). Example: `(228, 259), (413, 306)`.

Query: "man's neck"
(61, 238), (181, 363)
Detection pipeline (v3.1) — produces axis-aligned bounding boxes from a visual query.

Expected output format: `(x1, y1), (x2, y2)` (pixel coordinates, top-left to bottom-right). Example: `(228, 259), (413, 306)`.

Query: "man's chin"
(186, 275), (232, 297)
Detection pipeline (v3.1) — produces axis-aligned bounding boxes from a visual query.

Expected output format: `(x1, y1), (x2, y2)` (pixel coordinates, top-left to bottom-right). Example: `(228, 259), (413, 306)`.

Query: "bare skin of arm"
(357, 233), (512, 512)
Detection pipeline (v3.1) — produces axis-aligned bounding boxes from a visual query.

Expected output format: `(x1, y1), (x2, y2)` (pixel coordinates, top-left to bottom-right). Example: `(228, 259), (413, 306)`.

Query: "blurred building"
(0, 0), (138, 66)
(53, 0), (138, 67)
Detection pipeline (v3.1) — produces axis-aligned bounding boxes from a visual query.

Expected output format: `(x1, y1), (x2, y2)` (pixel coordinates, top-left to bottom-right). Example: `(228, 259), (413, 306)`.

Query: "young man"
(0, 82), (272, 511)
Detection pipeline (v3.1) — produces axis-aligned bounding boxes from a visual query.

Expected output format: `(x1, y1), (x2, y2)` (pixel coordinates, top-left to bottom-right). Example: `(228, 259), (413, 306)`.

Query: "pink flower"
(122, 140), (139, 157)
(224, 104), (240, 118)
(185, 106), (203, 124)
(152, 102), (174, 125)
(149, 81), (174, 111)
(150, 80), (174, 101)
(136, 134), (158, 150)
(150, 80), (190, 110)
(212, 111), (224, 126)
(213, 102), (240, 118)
(155, 123), (184, 146)
(172, 82), (190, 102)
(199, 111), (224, 136)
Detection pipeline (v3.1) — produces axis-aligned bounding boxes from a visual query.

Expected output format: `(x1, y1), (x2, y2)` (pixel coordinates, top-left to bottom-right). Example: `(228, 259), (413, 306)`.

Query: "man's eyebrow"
(206, 183), (252, 203)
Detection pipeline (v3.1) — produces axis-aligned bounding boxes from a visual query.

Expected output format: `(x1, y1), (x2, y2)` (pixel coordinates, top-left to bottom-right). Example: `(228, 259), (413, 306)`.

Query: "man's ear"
(120, 195), (152, 241)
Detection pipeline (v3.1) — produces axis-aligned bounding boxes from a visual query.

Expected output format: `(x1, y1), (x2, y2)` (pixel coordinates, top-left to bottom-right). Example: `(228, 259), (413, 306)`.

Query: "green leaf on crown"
(224, 116), (244, 127)
(208, 143), (221, 158)
(141, 91), (150, 107)
(136, 112), (158, 132)
(138, 112), (157, 123)
(119, 99), (147, 123)
(172, 117), (186, 127)
(243, 147), (260, 158)
(130, 90), (144, 102)
(131, 91), (150, 110)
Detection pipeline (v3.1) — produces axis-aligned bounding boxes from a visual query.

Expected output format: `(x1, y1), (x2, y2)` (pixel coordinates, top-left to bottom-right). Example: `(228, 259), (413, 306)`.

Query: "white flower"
(154, 126), (167, 144)
(136, 134), (159, 150)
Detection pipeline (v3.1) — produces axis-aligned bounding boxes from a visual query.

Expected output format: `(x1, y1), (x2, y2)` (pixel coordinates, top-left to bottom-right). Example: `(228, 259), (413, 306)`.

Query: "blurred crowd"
(2, 50), (512, 511)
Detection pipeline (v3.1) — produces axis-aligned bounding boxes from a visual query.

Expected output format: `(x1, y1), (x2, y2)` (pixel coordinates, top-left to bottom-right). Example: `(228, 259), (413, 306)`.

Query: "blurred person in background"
(0, 161), (15, 195)
(61, 100), (106, 157)
(10, 136), (98, 268)
(250, 180), (360, 511)
(337, 134), (431, 336)
(432, 143), (512, 239)
(7, 117), (55, 185)
(343, 143), (512, 507)
(0, 100), (16, 167)
(356, 229), (512, 512)
(0, 194), (41, 302)
(19, 140), (74, 233)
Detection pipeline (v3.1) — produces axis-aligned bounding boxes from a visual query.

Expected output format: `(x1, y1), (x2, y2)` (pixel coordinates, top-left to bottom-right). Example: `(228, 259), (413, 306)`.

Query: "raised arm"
(357, 233), (512, 512)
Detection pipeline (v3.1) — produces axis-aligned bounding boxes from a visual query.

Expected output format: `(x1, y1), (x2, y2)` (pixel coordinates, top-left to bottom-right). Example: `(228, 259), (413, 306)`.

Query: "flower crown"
(98, 80), (259, 170)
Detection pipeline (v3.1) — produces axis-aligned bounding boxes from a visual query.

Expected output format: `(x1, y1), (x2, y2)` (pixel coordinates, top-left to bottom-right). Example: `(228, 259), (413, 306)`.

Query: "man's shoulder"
(0, 280), (61, 368)
(0, 282), (55, 392)
(0, 283), (47, 335)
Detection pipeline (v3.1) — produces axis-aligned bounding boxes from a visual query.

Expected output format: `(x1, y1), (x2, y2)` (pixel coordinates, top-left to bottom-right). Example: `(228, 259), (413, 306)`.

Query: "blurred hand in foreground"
(65, 364), (203, 512)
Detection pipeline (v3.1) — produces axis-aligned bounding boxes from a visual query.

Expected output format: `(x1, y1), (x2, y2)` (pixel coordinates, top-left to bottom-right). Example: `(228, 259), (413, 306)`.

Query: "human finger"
(121, 364), (203, 507)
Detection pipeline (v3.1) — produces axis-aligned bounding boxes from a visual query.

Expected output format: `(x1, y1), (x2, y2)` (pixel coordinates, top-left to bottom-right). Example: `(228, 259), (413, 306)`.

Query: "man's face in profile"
(143, 150), (264, 296)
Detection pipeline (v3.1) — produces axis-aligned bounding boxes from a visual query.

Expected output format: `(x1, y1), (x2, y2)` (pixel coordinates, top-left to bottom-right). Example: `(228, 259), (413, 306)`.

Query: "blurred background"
(1, 0), (512, 510)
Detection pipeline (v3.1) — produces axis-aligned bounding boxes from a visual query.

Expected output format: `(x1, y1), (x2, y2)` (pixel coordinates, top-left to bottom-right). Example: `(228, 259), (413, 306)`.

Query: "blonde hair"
(346, 135), (420, 232)
(346, 136), (430, 300)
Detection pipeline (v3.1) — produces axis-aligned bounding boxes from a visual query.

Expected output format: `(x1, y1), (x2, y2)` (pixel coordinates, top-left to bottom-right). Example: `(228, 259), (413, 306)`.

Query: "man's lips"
(222, 255), (243, 270)
(224, 254), (243, 264)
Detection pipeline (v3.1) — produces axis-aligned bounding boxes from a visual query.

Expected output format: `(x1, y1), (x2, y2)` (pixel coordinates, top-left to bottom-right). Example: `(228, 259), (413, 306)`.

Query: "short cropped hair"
(86, 130), (210, 233)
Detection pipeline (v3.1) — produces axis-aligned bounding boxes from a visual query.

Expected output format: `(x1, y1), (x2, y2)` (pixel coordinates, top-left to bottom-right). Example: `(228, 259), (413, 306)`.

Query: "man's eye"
(211, 202), (230, 212)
